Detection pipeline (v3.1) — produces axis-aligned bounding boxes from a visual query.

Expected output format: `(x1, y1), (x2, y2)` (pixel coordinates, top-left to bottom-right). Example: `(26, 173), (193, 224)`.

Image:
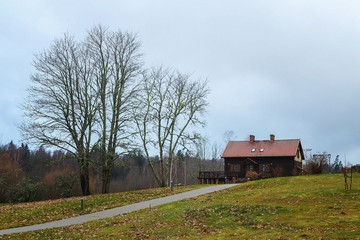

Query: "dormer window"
(260, 148), (264, 152)
(251, 148), (256, 152)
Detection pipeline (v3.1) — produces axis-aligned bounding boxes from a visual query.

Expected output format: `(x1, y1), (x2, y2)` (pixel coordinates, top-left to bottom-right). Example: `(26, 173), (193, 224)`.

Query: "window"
(262, 164), (266, 172)
(260, 148), (264, 152)
(251, 148), (256, 152)
(229, 164), (234, 172)
(249, 165), (254, 171)
(234, 164), (238, 172)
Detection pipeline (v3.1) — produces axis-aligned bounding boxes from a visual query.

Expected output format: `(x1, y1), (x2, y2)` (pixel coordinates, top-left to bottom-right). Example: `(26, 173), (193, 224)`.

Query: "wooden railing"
(198, 171), (242, 179)
(198, 171), (225, 179)
(225, 171), (242, 178)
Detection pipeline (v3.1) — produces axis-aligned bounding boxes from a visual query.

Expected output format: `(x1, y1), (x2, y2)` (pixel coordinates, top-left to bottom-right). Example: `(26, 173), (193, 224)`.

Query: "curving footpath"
(0, 184), (238, 236)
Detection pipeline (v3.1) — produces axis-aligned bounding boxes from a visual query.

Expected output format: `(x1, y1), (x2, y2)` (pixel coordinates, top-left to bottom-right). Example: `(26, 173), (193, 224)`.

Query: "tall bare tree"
(87, 25), (143, 193)
(21, 25), (143, 195)
(133, 67), (209, 187)
(21, 35), (98, 195)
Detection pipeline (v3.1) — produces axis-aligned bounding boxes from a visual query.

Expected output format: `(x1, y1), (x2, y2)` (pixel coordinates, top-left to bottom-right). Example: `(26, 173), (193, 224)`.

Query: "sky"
(0, 0), (359, 164)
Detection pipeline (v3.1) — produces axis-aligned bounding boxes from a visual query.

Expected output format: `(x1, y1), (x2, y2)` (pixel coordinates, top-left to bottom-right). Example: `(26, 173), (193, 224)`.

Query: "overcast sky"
(1, 0), (359, 164)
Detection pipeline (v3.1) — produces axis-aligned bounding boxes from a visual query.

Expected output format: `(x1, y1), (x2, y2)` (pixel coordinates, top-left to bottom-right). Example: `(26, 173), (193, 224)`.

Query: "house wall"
(224, 156), (298, 178)
(294, 148), (303, 162)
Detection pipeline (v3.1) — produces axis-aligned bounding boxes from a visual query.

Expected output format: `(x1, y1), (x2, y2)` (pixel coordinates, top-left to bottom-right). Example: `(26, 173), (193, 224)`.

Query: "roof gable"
(221, 139), (303, 158)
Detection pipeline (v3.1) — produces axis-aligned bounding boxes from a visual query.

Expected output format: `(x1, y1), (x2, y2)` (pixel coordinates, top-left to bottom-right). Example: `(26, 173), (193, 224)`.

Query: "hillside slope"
(3, 174), (360, 239)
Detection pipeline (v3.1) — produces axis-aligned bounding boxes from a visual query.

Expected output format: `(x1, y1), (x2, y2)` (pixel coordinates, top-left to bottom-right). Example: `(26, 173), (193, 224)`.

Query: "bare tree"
(21, 35), (98, 195)
(87, 25), (143, 193)
(211, 142), (220, 161)
(223, 130), (236, 145)
(304, 152), (330, 174)
(196, 138), (208, 171)
(21, 25), (143, 195)
(133, 67), (209, 187)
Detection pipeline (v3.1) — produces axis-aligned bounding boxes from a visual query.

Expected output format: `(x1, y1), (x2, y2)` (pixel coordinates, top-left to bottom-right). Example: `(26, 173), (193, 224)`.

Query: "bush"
(273, 165), (284, 177)
(54, 173), (76, 198)
(304, 153), (329, 174)
(246, 171), (259, 181)
(8, 177), (48, 203)
(43, 166), (80, 199)
(258, 172), (272, 179)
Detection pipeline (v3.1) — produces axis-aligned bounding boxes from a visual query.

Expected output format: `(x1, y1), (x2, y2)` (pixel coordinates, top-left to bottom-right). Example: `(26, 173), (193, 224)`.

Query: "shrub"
(246, 171), (259, 181)
(43, 167), (78, 199)
(258, 172), (272, 179)
(54, 173), (76, 198)
(306, 159), (326, 174)
(273, 165), (284, 177)
(304, 153), (329, 174)
(292, 168), (301, 176)
(8, 177), (48, 203)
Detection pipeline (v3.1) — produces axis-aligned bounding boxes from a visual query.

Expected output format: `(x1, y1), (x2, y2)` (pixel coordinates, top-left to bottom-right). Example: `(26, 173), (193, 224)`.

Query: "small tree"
(305, 152), (329, 174)
(332, 155), (342, 173)
(222, 130), (236, 145)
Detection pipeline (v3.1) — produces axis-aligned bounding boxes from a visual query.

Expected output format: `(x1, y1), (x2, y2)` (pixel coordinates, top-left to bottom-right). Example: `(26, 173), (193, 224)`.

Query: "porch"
(198, 171), (242, 184)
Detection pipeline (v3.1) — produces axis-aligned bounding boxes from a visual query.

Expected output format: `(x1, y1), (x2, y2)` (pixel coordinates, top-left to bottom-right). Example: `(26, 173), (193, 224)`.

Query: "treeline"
(0, 141), (223, 203)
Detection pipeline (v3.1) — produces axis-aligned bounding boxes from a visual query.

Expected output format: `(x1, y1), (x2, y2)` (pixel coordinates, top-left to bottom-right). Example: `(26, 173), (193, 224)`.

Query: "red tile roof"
(221, 139), (303, 158)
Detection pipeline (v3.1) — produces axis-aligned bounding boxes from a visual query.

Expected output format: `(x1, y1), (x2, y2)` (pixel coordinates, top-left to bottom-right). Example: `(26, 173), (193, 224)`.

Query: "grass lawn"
(3, 174), (360, 239)
(0, 184), (207, 230)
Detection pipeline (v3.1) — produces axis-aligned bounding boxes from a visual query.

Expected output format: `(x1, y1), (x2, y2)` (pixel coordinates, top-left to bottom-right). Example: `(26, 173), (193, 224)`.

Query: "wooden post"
(216, 178), (219, 184)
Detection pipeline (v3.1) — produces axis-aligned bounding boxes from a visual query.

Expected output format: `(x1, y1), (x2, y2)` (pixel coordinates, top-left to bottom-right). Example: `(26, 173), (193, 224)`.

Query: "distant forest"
(0, 141), (223, 203)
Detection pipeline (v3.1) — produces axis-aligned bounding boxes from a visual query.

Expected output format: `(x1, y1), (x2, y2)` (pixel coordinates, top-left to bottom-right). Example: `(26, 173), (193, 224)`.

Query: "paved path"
(0, 184), (238, 236)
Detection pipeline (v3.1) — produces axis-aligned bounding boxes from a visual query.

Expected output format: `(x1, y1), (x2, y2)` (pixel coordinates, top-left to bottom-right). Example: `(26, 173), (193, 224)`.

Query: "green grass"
(3, 174), (360, 239)
(0, 185), (207, 230)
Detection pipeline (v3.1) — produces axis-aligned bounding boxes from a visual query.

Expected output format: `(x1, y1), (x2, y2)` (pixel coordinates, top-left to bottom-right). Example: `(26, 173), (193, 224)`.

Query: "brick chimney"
(270, 134), (275, 142)
(249, 135), (255, 143)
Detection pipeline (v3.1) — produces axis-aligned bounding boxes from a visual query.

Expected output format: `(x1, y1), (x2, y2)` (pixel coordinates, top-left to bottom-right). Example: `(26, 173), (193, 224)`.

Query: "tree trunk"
(80, 171), (90, 196)
(79, 158), (91, 196)
(102, 168), (111, 193)
(161, 172), (168, 187)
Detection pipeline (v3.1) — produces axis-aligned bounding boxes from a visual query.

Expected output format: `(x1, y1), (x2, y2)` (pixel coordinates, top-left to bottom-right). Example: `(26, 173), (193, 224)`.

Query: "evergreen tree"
(339, 160), (344, 172)
(332, 155), (340, 173)
(20, 143), (31, 173)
